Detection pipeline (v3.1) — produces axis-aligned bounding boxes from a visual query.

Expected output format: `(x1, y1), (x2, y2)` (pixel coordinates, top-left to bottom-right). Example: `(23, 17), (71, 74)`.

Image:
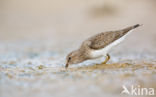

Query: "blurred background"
(0, 0), (156, 52)
(0, 0), (156, 97)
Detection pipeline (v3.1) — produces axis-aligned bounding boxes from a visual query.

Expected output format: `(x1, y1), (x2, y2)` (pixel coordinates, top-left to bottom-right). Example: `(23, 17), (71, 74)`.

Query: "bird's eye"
(68, 57), (71, 60)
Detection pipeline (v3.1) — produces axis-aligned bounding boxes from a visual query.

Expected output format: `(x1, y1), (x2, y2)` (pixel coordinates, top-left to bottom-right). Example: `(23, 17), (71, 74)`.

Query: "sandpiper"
(65, 24), (141, 68)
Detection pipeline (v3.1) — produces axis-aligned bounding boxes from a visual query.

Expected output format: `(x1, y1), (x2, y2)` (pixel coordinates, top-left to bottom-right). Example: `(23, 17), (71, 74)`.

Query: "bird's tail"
(132, 24), (142, 29)
(121, 24), (142, 34)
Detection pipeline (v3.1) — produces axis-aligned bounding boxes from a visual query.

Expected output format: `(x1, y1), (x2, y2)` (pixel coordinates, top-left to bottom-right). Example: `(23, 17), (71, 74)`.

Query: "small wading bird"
(65, 24), (141, 68)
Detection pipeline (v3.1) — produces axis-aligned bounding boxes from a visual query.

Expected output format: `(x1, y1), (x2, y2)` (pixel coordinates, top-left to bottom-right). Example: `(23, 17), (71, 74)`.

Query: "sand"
(0, 0), (156, 97)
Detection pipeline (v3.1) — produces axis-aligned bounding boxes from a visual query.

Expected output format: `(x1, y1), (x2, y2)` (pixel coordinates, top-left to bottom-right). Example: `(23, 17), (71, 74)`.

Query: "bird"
(65, 24), (141, 68)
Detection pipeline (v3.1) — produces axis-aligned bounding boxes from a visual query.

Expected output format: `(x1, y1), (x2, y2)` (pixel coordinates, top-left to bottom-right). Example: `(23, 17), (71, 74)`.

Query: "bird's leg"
(101, 54), (110, 64)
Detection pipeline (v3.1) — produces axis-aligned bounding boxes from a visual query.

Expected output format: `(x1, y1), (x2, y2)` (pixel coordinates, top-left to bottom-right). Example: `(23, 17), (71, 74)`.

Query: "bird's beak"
(65, 63), (69, 68)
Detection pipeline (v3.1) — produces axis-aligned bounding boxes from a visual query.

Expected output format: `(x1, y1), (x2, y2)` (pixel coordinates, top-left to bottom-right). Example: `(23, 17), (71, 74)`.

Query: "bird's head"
(65, 50), (85, 68)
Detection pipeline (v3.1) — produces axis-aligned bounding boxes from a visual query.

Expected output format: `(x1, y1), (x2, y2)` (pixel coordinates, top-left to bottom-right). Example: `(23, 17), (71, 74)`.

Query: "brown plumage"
(87, 24), (140, 50)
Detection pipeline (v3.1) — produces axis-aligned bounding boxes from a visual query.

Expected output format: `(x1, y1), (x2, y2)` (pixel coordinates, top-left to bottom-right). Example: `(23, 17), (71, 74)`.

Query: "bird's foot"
(101, 54), (110, 64)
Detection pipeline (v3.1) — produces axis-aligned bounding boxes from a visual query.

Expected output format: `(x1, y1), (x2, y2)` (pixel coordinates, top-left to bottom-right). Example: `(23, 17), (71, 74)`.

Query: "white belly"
(90, 31), (132, 58)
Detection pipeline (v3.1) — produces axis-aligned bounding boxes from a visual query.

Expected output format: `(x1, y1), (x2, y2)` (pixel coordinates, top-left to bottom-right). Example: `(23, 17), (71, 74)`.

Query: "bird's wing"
(86, 24), (140, 50)
(88, 31), (123, 50)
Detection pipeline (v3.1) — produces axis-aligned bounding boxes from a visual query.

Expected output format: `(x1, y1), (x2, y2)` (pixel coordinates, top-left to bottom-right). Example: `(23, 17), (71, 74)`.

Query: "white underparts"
(90, 30), (133, 58)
